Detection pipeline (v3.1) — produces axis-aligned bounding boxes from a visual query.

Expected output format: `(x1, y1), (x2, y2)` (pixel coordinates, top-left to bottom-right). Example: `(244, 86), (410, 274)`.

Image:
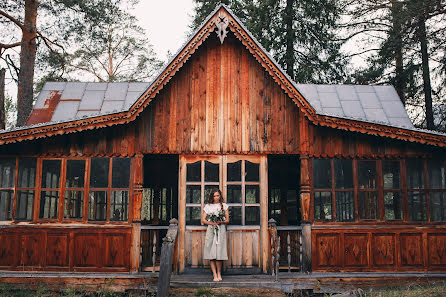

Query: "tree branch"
(0, 42), (21, 50)
(0, 9), (25, 31)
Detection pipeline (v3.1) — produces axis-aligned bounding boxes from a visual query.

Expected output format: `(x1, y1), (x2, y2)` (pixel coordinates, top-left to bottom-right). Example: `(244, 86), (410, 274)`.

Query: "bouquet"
(206, 209), (226, 244)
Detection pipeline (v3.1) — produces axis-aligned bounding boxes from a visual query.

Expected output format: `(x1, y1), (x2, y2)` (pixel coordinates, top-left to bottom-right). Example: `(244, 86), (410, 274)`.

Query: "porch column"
(300, 155), (312, 272)
(130, 153), (143, 273)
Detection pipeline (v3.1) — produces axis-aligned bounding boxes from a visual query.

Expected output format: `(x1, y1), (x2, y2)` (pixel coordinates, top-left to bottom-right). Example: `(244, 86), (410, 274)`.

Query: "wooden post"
(130, 154), (143, 273)
(178, 156), (186, 272)
(300, 155), (312, 273)
(157, 218), (179, 297)
(260, 156), (269, 273)
(268, 218), (277, 276)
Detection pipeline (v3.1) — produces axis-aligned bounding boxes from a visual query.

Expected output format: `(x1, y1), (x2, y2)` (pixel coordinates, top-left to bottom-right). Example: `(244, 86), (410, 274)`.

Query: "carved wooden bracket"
(215, 12), (229, 44)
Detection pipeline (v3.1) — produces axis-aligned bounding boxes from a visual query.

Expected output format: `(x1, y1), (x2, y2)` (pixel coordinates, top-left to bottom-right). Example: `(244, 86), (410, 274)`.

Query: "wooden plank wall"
(312, 228), (446, 272)
(0, 227), (131, 272)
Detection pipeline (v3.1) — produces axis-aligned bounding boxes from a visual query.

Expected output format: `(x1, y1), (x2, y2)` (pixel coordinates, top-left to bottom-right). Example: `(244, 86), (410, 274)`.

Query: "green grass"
(363, 281), (446, 297)
(195, 287), (214, 297)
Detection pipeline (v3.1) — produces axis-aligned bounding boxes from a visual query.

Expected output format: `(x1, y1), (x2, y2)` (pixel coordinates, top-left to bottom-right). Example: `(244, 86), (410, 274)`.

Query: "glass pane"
(0, 190), (13, 220)
(227, 185), (241, 203)
(66, 160), (85, 188)
(383, 161), (400, 189)
(64, 190), (83, 219)
(428, 160), (445, 189)
(88, 191), (107, 221)
(245, 161), (259, 182)
(246, 206), (260, 225)
(335, 191), (354, 222)
(227, 161), (241, 181)
(41, 160), (61, 189)
(186, 206), (201, 225)
(186, 185), (201, 204)
(0, 158), (15, 188)
(90, 158), (109, 188)
(18, 158), (36, 188)
(246, 185), (259, 203)
(430, 192), (446, 222)
(228, 206), (241, 225)
(358, 161), (376, 189)
(112, 158), (130, 188)
(334, 159), (353, 189)
(16, 190), (34, 220)
(110, 190), (129, 221)
(406, 159), (424, 189)
(313, 159), (331, 189)
(314, 191), (332, 220)
(408, 191), (427, 221)
(384, 192), (403, 220)
(39, 190), (59, 219)
(186, 161), (201, 182)
(205, 161), (219, 182)
(359, 191), (378, 220)
(205, 185), (220, 204)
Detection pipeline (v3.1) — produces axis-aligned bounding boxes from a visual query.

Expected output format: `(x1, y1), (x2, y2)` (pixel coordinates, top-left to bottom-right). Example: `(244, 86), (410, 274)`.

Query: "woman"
(202, 188), (229, 282)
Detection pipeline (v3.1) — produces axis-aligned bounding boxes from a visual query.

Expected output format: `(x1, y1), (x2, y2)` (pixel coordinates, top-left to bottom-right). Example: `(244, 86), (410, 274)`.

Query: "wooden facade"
(0, 6), (446, 275)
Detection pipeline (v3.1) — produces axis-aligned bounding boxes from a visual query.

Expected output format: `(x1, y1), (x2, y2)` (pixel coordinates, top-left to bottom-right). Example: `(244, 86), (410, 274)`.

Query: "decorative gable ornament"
(215, 12), (229, 44)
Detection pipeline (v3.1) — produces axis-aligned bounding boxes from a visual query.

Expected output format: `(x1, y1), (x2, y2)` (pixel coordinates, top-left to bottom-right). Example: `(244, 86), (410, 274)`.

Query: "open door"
(178, 155), (268, 273)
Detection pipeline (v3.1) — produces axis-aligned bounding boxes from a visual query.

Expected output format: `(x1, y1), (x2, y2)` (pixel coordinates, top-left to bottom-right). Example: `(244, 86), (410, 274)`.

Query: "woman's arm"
(201, 210), (217, 226)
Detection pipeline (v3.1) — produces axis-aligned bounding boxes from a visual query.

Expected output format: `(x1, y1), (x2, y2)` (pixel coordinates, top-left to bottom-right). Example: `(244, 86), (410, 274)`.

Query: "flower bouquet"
(206, 209), (226, 244)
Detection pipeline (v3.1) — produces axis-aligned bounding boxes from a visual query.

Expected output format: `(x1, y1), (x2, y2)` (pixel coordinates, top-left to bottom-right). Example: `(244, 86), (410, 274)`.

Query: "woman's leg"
(209, 260), (218, 281)
(216, 260), (222, 281)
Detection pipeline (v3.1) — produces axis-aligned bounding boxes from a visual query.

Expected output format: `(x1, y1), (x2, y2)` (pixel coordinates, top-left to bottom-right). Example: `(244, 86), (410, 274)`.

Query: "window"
(382, 160), (402, 220)
(110, 158), (130, 221)
(88, 158), (109, 221)
(334, 159), (354, 222)
(64, 160), (85, 220)
(0, 158), (15, 221)
(16, 158), (36, 221)
(313, 159), (332, 220)
(358, 161), (377, 220)
(40, 160), (61, 219)
(428, 160), (446, 222)
(406, 159), (427, 222)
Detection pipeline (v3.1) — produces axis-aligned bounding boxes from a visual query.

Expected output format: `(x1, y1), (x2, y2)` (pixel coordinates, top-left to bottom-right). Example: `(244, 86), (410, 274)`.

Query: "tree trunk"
(16, 0), (38, 127)
(417, 13), (435, 130)
(284, 0), (295, 79)
(0, 68), (5, 130)
(391, 1), (406, 105)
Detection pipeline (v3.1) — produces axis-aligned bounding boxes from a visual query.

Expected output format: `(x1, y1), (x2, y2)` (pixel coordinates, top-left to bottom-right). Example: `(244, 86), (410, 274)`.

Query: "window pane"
(228, 206), (241, 225)
(16, 190), (34, 220)
(359, 191), (377, 220)
(227, 161), (241, 181)
(64, 190), (83, 219)
(245, 161), (259, 182)
(384, 192), (403, 220)
(39, 190), (59, 219)
(66, 160), (85, 188)
(227, 185), (241, 203)
(186, 161), (201, 182)
(246, 206), (260, 225)
(90, 158), (109, 188)
(110, 190), (129, 221)
(383, 161), (400, 189)
(205, 185), (219, 204)
(406, 159), (424, 189)
(408, 191), (427, 221)
(205, 161), (219, 182)
(112, 158), (130, 188)
(335, 191), (354, 222)
(428, 160), (445, 189)
(41, 160), (61, 189)
(18, 158), (36, 188)
(186, 185), (201, 204)
(0, 190), (13, 220)
(88, 191), (107, 221)
(430, 192), (446, 222)
(186, 206), (201, 225)
(246, 185), (259, 204)
(314, 191), (332, 220)
(334, 159), (353, 189)
(358, 161), (376, 189)
(0, 158), (15, 188)
(313, 159), (331, 189)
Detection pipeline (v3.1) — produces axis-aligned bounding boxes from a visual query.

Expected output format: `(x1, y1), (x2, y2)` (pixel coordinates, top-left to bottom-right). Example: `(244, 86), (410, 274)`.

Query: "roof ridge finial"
(215, 11), (229, 44)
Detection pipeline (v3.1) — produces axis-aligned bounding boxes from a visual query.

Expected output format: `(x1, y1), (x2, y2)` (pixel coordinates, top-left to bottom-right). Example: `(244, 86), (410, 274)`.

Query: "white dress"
(203, 203), (228, 260)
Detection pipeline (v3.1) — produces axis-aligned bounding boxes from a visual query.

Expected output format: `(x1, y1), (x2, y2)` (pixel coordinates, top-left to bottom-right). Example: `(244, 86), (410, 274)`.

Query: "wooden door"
(178, 155), (268, 273)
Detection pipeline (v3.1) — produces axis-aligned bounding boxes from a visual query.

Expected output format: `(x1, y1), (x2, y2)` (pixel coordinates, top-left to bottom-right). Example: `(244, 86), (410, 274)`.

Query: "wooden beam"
(260, 156), (268, 273)
(178, 156), (186, 272)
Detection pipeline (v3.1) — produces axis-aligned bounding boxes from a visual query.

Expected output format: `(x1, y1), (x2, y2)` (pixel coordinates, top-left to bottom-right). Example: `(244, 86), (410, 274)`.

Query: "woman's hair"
(207, 188), (224, 211)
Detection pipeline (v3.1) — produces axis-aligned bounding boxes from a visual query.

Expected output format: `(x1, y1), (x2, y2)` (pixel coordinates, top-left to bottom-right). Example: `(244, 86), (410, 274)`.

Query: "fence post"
(157, 218), (179, 297)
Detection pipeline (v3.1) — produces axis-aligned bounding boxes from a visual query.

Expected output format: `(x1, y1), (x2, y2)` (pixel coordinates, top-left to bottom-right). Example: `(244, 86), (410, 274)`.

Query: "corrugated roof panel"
(319, 92), (341, 108)
(128, 82), (150, 92)
(104, 83), (129, 100)
(336, 85), (358, 101)
(341, 101), (366, 118)
(79, 90), (105, 110)
(364, 108), (389, 123)
(42, 82), (66, 91)
(86, 82), (108, 91)
(100, 100), (124, 114)
(374, 86), (399, 101)
(51, 101), (80, 122)
(358, 92), (382, 109)
(61, 82), (86, 100)
(382, 101), (410, 118)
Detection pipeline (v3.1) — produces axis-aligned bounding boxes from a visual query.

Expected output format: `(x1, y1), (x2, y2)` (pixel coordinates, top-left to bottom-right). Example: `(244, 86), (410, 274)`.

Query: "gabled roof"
(0, 5), (445, 147)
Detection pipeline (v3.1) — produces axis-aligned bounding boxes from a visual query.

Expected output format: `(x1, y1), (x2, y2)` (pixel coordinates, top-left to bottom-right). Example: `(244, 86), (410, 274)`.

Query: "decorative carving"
(215, 12), (229, 44)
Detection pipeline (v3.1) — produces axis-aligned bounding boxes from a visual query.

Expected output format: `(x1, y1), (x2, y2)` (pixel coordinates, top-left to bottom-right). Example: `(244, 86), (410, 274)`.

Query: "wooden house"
(0, 5), (445, 276)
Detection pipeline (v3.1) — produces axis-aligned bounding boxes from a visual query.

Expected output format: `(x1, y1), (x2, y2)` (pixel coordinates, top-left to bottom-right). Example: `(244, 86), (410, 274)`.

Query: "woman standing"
(202, 188), (229, 282)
